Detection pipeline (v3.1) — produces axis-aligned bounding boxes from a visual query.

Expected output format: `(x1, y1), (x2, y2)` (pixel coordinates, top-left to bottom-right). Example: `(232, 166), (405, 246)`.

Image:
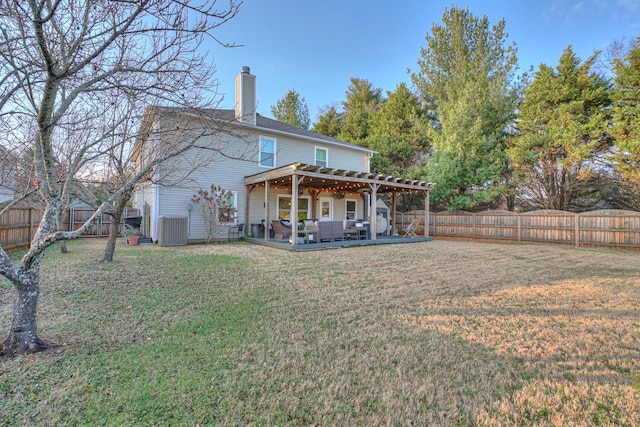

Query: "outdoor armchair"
(272, 220), (292, 241)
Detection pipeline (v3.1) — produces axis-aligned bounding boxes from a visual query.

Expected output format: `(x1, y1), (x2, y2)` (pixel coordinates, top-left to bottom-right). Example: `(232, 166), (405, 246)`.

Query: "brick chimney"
(235, 66), (256, 125)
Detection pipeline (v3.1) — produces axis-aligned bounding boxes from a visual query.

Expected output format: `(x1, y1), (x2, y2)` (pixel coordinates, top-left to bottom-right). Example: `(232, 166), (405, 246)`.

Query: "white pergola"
(244, 163), (433, 245)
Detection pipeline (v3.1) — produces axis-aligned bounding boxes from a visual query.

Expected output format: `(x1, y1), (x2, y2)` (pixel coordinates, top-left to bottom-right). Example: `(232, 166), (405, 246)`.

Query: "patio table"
(344, 228), (360, 240)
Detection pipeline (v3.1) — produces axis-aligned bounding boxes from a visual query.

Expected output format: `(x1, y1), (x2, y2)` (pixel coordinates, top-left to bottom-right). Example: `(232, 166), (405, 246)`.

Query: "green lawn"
(1, 239), (639, 426)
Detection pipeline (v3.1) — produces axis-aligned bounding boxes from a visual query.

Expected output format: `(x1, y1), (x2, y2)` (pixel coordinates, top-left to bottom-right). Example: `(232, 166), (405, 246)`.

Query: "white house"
(130, 66), (431, 245)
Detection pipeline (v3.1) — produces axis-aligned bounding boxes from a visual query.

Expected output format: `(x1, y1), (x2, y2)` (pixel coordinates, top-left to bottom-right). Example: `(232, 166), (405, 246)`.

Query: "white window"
(315, 147), (328, 167)
(219, 191), (238, 224)
(277, 195), (311, 221)
(345, 199), (357, 220)
(259, 136), (276, 168)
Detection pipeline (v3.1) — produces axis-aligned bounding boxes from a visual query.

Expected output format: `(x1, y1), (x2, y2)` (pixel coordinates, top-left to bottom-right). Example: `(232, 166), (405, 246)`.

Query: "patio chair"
(272, 220), (292, 242)
(227, 223), (244, 241)
(402, 217), (420, 238)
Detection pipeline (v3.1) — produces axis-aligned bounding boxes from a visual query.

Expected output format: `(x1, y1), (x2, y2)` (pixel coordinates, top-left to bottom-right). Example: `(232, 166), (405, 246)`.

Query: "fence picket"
(399, 209), (640, 250)
(0, 207), (139, 253)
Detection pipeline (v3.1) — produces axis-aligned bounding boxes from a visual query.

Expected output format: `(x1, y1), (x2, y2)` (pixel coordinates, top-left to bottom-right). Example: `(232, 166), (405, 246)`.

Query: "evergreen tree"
(337, 78), (383, 146)
(411, 6), (518, 210)
(367, 83), (430, 173)
(312, 105), (342, 138)
(610, 38), (640, 210)
(270, 89), (311, 129)
(508, 46), (612, 211)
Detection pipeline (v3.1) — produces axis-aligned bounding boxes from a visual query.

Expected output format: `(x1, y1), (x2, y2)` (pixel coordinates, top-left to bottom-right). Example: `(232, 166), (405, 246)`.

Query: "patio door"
(318, 197), (333, 221)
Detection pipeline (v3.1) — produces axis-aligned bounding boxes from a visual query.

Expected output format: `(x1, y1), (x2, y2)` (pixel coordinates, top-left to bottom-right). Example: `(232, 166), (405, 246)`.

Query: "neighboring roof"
(245, 163), (432, 194)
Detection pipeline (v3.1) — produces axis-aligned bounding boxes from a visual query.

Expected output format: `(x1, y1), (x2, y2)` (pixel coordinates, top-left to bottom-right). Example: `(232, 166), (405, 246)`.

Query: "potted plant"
(123, 227), (142, 246)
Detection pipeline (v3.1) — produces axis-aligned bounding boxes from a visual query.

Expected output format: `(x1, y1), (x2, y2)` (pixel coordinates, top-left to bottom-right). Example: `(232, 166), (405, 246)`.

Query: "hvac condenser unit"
(158, 216), (188, 247)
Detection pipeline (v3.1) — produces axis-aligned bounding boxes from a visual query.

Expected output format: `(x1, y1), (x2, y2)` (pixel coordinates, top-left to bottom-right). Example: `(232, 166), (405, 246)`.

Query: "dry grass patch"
(401, 276), (639, 425)
(0, 239), (638, 426)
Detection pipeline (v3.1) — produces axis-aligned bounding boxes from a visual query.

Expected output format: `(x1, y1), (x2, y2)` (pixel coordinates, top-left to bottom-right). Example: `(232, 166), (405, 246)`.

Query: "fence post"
(574, 213), (580, 247)
(472, 212), (476, 238)
(432, 212), (436, 237)
(517, 214), (522, 242)
(29, 208), (34, 243)
(424, 193), (430, 238)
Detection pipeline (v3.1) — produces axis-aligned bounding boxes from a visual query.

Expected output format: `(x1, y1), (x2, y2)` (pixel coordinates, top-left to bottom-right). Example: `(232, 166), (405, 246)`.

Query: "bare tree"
(0, 0), (241, 356)
(191, 184), (237, 243)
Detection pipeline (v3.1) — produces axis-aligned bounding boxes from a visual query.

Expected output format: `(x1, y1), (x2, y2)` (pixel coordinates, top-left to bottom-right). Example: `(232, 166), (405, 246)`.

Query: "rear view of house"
(130, 67), (431, 245)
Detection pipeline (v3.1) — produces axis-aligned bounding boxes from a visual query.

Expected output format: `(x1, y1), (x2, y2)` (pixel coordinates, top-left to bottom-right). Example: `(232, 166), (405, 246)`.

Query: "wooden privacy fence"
(0, 207), (139, 253)
(397, 209), (640, 250)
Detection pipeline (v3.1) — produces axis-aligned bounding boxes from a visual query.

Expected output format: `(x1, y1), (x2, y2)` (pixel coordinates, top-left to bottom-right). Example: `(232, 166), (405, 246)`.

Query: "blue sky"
(206, 0), (639, 121)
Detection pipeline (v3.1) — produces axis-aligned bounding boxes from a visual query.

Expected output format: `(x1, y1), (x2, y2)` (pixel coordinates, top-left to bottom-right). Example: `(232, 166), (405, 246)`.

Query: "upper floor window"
(315, 147), (328, 168)
(259, 136), (276, 168)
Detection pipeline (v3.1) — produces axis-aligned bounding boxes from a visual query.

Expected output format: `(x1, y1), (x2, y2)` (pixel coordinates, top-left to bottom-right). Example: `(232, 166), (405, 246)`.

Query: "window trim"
(259, 135), (276, 168)
(345, 198), (357, 220)
(314, 146), (328, 168)
(277, 195), (311, 221)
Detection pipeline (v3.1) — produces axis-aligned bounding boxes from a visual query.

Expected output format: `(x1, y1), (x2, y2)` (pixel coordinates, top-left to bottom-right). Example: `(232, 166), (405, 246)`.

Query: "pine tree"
(337, 78), (383, 146)
(367, 83), (430, 173)
(508, 46), (612, 210)
(312, 105), (342, 138)
(610, 38), (640, 209)
(411, 6), (518, 210)
(270, 89), (311, 129)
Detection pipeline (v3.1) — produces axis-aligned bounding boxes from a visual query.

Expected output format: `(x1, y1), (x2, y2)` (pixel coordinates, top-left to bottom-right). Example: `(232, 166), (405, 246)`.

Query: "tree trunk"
(1, 200), (63, 356)
(103, 191), (131, 262)
(1, 265), (45, 356)
(57, 207), (68, 253)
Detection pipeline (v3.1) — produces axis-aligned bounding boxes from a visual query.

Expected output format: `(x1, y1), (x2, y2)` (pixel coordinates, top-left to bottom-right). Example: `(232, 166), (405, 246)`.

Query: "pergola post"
(290, 177), (299, 245)
(424, 190), (430, 238)
(245, 185), (253, 237)
(391, 191), (397, 236)
(309, 189), (320, 220)
(369, 183), (380, 240)
(263, 181), (270, 241)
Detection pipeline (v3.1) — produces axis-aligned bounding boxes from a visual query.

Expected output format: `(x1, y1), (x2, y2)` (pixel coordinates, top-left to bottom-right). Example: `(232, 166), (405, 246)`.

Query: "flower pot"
(127, 236), (139, 246)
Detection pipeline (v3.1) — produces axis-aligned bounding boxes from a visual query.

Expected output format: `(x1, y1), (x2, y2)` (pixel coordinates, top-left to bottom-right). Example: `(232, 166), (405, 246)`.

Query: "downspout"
(152, 118), (161, 241)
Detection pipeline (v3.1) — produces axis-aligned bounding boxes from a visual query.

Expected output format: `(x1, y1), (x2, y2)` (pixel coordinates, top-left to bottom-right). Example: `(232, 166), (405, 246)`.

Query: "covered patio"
(243, 163), (433, 249)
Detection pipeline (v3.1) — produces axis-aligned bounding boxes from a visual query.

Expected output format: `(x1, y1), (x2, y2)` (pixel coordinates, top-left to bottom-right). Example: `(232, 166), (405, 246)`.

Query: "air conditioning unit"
(158, 216), (188, 247)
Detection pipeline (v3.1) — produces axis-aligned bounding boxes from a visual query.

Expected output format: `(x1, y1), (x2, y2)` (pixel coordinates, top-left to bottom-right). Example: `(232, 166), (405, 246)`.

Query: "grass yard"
(0, 238), (639, 426)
